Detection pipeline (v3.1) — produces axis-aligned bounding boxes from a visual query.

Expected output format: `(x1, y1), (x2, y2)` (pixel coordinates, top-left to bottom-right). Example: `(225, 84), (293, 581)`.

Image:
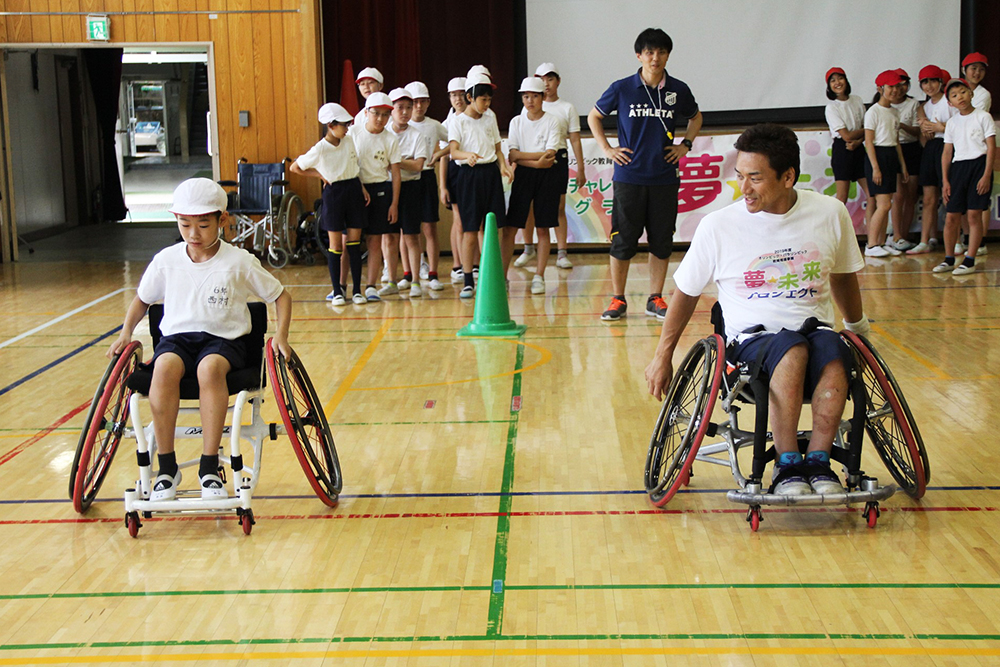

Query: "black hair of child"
(466, 84), (495, 101)
(826, 75), (852, 101)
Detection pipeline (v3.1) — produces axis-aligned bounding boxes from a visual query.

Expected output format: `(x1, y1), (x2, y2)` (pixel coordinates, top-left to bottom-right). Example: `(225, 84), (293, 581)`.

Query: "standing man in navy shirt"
(588, 28), (703, 322)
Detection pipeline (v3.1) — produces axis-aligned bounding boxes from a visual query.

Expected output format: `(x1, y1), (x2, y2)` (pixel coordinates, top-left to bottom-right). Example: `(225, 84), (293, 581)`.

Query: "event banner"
(523, 129), (1000, 245)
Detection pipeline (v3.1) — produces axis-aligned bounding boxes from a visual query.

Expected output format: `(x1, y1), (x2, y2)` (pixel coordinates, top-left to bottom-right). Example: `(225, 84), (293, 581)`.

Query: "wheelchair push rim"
(645, 334), (724, 507)
(841, 331), (928, 499)
(266, 340), (343, 506)
(71, 341), (142, 513)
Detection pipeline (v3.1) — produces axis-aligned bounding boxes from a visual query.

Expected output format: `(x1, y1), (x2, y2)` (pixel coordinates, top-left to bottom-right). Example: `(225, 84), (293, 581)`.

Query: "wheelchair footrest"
(726, 484), (896, 506)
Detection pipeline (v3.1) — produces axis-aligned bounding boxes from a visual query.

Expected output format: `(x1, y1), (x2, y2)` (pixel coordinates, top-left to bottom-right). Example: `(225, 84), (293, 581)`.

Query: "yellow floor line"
(322, 319), (392, 415)
(872, 323), (950, 380)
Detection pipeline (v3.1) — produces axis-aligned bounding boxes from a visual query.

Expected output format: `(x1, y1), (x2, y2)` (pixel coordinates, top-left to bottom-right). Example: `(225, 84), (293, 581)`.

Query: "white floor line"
(0, 288), (127, 350)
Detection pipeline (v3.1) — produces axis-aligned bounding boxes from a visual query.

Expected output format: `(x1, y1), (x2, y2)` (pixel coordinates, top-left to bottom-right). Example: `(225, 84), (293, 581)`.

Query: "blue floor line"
(0, 326), (122, 398)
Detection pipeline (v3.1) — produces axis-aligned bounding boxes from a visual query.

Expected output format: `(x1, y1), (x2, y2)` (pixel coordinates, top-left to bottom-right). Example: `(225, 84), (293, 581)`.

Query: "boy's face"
(540, 74), (559, 98)
(468, 93), (492, 115)
(176, 212), (224, 249)
(636, 47), (670, 75)
(964, 62), (987, 85)
(412, 97), (430, 118)
(328, 122), (349, 139)
(366, 107), (391, 133)
(392, 99), (413, 125)
(947, 84), (973, 111)
(450, 91), (467, 113)
(882, 83), (905, 104)
(920, 78), (942, 97)
(521, 91), (542, 113)
(357, 78), (381, 98)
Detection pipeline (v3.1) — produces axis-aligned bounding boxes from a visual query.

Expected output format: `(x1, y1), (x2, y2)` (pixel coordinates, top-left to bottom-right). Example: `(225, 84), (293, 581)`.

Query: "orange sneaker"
(601, 297), (627, 321)
(645, 295), (668, 320)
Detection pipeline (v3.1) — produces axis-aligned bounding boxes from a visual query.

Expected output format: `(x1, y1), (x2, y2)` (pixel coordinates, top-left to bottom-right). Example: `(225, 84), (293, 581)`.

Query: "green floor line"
(486, 341), (525, 638)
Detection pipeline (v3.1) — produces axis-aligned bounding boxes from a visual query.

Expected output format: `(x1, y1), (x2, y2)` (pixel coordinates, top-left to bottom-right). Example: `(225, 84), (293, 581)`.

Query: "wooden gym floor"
(1, 229), (999, 666)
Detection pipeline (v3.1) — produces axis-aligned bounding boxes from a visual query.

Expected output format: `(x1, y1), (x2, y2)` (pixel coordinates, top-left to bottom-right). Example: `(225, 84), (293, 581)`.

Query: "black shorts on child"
(946, 155), (992, 214)
(454, 162), (507, 233)
(610, 182), (678, 261)
(364, 181), (395, 235)
(419, 170), (439, 222)
(506, 165), (561, 229)
(919, 138), (945, 188)
(553, 148), (570, 188)
(445, 161), (460, 210)
(900, 141), (922, 177)
(398, 180), (422, 234)
(864, 146), (899, 196)
(151, 332), (249, 377)
(831, 137), (866, 182)
(320, 177), (366, 232)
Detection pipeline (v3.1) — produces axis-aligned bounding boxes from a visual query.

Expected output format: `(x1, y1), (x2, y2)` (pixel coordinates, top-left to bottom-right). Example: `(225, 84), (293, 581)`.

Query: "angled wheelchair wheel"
(841, 331), (928, 499)
(313, 199), (330, 260)
(278, 192), (304, 252)
(644, 334), (724, 507)
(70, 341), (142, 513)
(266, 339), (342, 506)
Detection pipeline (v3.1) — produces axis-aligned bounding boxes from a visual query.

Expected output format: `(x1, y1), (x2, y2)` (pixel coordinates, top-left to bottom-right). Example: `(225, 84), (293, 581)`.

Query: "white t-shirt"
(349, 123), (402, 184)
(923, 96), (957, 139)
(972, 86), (992, 113)
(293, 136), (359, 184)
(137, 242), (284, 339)
(508, 112), (561, 155)
(520, 98), (576, 149)
(448, 112), (501, 165)
(892, 97), (920, 144)
(389, 124), (432, 182)
(863, 104), (900, 147)
(824, 95), (865, 140)
(409, 117), (448, 169)
(672, 189), (865, 342)
(944, 109), (997, 162)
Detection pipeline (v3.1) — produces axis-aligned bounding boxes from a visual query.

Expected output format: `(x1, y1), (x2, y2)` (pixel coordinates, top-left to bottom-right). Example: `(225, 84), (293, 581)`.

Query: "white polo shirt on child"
(519, 99), (575, 149)
(349, 122), (402, 184)
(508, 112), (561, 154)
(448, 112), (501, 165)
(389, 124), (432, 181)
(892, 97), (920, 144)
(294, 137), (359, 184)
(972, 86), (992, 113)
(825, 95), (865, 140)
(944, 109), (997, 161)
(863, 104), (900, 146)
(137, 242), (284, 339)
(409, 117), (449, 165)
(924, 96), (957, 139)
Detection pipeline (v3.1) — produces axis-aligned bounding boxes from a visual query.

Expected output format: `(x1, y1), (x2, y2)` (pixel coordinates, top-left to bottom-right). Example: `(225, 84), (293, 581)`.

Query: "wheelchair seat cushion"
(126, 364), (263, 400)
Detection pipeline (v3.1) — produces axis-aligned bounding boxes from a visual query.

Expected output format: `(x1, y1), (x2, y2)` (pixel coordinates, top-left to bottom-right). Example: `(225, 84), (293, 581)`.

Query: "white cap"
(466, 72), (496, 90)
(355, 67), (384, 85)
(388, 87), (412, 103)
(447, 77), (467, 93)
(519, 76), (544, 93)
(170, 178), (228, 216)
(405, 81), (430, 98)
(364, 91), (393, 109)
(318, 102), (353, 124)
(534, 62), (559, 77)
(467, 65), (492, 79)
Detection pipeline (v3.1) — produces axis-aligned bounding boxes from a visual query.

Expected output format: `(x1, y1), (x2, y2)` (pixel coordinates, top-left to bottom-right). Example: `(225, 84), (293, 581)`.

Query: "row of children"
(825, 53), (995, 276)
(290, 61), (586, 304)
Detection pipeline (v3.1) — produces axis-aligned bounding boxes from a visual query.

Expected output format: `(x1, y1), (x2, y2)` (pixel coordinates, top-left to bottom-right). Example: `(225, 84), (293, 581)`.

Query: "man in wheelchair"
(645, 124), (872, 496)
(107, 178), (292, 502)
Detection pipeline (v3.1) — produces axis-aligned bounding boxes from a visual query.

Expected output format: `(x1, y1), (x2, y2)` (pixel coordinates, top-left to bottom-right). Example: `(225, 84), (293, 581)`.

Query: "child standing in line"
(354, 67), (384, 126)
(909, 65), (954, 254)
(824, 67), (871, 222)
(448, 71), (513, 298)
(440, 76), (468, 285)
(290, 103), (369, 305)
(405, 80), (450, 291)
(506, 77), (562, 294)
(962, 53), (992, 256)
(386, 87), (431, 298)
(934, 78), (996, 276)
(890, 68), (922, 251)
(350, 92), (401, 302)
(863, 70), (909, 258)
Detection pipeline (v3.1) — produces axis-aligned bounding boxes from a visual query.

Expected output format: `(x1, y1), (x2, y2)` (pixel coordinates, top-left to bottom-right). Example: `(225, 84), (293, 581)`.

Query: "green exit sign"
(86, 15), (110, 41)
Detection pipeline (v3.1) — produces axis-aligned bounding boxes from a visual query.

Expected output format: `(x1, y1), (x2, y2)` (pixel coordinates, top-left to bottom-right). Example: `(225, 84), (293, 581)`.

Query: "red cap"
(962, 52), (988, 68)
(942, 69), (952, 82)
(918, 64), (944, 81)
(894, 68), (909, 80)
(825, 67), (845, 82)
(875, 70), (904, 87)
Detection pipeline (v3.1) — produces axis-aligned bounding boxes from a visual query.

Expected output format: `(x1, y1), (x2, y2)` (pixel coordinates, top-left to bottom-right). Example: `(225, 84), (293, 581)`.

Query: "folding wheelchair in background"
(645, 303), (929, 532)
(69, 303), (342, 537)
(219, 158), (304, 269)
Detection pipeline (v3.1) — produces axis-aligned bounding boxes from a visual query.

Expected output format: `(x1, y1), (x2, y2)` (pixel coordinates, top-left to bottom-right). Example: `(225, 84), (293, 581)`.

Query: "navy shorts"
(831, 137), (866, 182)
(729, 321), (854, 399)
(864, 145), (899, 196)
(506, 165), (561, 228)
(151, 332), (249, 377)
(900, 141), (922, 177)
(919, 138), (945, 188)
(320, 177), (366, 233)
(610, 182), (678, 261)
(364, 181), (395, 235)
(454, 162), (507, 233)
(419, 169), (440, 222)
(398, 180), (422, 234)
(946, 155), (992, 214)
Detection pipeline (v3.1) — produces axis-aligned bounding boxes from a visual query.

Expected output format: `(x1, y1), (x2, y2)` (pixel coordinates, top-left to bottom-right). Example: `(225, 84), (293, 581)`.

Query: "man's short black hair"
(466, 84), (494, 101)
(634, 28), (672, 54)
(734, 123), (800, 181)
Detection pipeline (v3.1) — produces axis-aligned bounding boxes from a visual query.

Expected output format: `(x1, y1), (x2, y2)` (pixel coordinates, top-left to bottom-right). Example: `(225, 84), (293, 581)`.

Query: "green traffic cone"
(457, 212), (527, 337)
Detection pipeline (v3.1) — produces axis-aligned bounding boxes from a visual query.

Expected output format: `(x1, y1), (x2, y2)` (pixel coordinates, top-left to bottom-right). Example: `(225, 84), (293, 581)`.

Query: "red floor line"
(0, 400), (90, 467)
(1, 505), (995, 526)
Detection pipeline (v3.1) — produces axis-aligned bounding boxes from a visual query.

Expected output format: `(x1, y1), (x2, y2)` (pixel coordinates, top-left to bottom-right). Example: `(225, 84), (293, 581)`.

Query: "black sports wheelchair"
(645, 303), (928, 532)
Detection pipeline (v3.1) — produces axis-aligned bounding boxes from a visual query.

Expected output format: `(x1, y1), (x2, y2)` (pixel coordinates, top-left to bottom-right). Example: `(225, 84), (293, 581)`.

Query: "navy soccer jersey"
(595, 69), (699, 186)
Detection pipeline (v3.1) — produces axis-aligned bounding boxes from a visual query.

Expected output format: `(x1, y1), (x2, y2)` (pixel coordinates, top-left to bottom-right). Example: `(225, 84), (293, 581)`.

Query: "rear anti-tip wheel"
(239, 509), (255, 535)
(864, 502), (880, 529)
(644, 334), (724, 507)
(748, 506), (762, 532)
(266, 340), (342, 507)
(125, 511), (141, 538)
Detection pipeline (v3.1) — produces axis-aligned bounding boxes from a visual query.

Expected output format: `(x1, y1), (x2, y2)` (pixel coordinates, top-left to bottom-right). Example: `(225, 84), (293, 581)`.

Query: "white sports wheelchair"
(69, 303), (342, 537)
(645, 303), (928, 531)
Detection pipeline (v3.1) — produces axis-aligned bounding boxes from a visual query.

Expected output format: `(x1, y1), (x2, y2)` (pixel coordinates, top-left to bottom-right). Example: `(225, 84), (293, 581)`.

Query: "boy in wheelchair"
(107, 178), (292, 502)
(645, 124), (872, 496)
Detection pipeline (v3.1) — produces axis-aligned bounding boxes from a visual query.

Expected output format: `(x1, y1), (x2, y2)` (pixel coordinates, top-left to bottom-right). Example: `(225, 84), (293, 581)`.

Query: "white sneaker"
(882, 243), (902, 256)
(330, 294), (347, 306)
(952, 262), (976, 276)
(325, 290), (338, 301)
(513, 246), (536, 268)
(365, 286), (381, 302)
(428, 278), (444, 291)
(864, 245), (890, 257)
(556, 254), (573, 269)
(906, 242), (930, 255)
(381, 264), (390, 284)
(409, 283), (422, 298)
(378, 282), (399, 296)
(352, 293), (368, 304)
(419, 254), (430, 280)
(472, 267), (479, 280)
(450, 268), (464, 283)
(977, 245), (988, 256)
(460, 285), (475, 299)
(932, 261), (955, 273)
(199, 473), (228, 500)
(772, 466), (812, 496)
(893, 238), (916, 251)
(398, 277), (411, 289)
(531, 275), (546, 294)
(150, 470), (182, 502)
(954, 243), (967, 255)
